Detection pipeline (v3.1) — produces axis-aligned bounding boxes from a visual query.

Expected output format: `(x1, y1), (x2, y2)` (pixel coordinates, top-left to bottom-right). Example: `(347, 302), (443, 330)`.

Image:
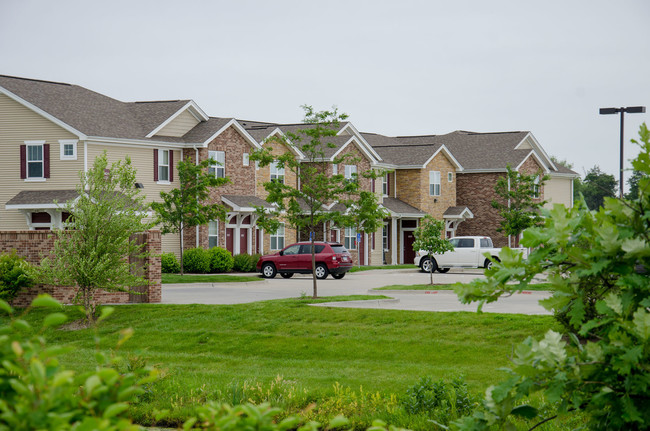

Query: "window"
(344, 165), (357, 182)
(344, 227), (357, 250)
(429, 171), (441, 196)
(271, 223), (285, 250)
(480, 238), (493, 248)
(158, 149), (170, 182)
(382, 224), (389, 250)
(27, 143), (44, 179)
(59, 140), (77, 160)
(450, 238), (474, 248)
(532, 176), (540, 199)
(282, 244), (300, 255)
(208, 221), (219, 248)
(448, 172), (453, 182)
(209, 150), (225, 178)
(243, 153), (249, 166)
(270, 161), (285, 183)
(332, 164), (338, 175)
(382, 173), (389, 196)
(300, 244), (325, 254)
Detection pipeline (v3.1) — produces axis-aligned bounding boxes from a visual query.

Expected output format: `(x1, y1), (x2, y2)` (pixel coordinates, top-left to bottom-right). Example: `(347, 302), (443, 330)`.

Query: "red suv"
(257, 242), (354, 279)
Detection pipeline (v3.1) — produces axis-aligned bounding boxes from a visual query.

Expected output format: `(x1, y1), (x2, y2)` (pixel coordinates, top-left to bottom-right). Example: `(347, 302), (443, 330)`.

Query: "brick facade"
(1, 230), (161, 307)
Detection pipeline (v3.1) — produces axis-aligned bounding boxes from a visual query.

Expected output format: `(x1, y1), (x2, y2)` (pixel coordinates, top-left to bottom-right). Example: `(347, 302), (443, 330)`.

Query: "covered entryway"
(380, 197), (426, 264)
(222, 195), (275, 255)
(443, 206), (474, 238)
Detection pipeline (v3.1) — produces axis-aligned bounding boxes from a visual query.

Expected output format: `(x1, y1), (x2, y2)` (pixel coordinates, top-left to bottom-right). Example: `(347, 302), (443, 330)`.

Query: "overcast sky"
(1, 0), (649, 187)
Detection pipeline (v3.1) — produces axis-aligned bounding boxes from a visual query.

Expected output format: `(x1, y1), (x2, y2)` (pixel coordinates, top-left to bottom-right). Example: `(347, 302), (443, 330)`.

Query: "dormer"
(146, 100), (209, 138)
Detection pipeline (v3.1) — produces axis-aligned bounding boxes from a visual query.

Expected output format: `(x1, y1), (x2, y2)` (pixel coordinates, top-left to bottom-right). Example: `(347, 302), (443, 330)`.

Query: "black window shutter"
(44, 144), (50, 178)
(169, 150), (174, 182)
(153, 149), (158, 182)
(20, 145), (26, 179)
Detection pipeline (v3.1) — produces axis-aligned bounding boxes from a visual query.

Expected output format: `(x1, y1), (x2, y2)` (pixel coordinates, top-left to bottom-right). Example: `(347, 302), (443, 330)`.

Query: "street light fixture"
(599, 106), (646, 198)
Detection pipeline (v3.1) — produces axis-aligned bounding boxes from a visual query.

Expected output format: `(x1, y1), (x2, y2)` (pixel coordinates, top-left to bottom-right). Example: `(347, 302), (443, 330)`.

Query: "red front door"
(358, 234), (365, 265)
(240, 229), (248, 254)
(403, 231), (415, 264)
(226, 228), (234, 254)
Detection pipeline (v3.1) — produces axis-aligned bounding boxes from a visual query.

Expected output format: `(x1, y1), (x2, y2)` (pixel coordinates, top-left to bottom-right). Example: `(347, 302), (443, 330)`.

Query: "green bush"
(0, 251), (34, 302)
(233, 253), (258, 272)
(161, 252), (181, 274)
(183, 248), (211, 274)
(209, 247), (234, 273)
(0, 295), (157, 430)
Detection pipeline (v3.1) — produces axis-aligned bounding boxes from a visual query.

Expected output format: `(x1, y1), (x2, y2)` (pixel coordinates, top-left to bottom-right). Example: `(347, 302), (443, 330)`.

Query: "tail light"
(332, 255), (337, 262)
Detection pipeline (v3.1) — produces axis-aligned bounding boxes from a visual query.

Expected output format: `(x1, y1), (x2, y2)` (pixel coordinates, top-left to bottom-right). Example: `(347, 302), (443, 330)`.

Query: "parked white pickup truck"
(414, 236), (520, 273)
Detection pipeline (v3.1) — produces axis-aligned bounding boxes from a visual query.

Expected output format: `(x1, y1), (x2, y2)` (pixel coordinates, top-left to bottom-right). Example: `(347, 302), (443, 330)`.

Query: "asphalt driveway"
(162, 268), (552, 315)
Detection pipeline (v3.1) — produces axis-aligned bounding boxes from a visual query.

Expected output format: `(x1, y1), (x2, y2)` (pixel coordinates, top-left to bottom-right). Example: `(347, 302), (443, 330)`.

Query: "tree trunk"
(179, 227), (184, 276)
(311, 234), (318, 298)
(429, 258), (434, 285)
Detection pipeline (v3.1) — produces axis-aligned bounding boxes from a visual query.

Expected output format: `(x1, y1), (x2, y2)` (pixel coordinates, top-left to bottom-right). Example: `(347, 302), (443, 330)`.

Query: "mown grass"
(27, 296), (558, 428)
(162, 273), (262, 284)
(376, 282), (553, 291)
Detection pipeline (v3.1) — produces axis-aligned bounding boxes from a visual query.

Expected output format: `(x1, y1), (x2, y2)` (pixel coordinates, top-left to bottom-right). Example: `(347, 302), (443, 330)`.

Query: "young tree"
(580, 165), (617, 210)
(491, 165), (547, 247)
(412, 215), (454, 285)
(252, 105), (374, 298)
(453, 124), (650, 430)
(151, 156), (229, 275)
(40, 153), (154, 323)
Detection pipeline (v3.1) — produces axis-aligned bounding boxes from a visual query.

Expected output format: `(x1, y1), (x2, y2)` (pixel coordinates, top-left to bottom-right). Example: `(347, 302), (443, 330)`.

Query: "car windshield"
(330, 245), (347, 254)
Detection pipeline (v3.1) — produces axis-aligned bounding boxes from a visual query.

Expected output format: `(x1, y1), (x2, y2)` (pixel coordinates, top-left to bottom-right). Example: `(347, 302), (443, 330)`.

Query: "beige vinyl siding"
(161, 232), (181, 257)
(155, 110), (200, 137)
(0, 93), (82, 230)
(544, 176), (573, 208)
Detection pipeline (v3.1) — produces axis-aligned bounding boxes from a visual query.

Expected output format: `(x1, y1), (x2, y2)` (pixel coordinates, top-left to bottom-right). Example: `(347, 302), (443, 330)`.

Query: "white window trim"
(157, 149), (170, 184)
(345, 165), (357, 182)
(429, 171), (441, 196)
(243, 153), (250, 166)
(382, 173), (389, 196)
(208, 220), (219, 248)
(59, 139), (78, 160)
(332, 164), (338, 175)
(344, 227), (357, 250)
(533, 176), (540, 199)
(25, 140), (45, 181)
(209, 150), (226, 178)
(270, 161), (285, 183)
(270, 223), (285, 250)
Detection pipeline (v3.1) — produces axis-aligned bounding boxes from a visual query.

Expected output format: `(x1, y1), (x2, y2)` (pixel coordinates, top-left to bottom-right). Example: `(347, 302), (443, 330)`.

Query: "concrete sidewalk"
(162, 268), (551, 315)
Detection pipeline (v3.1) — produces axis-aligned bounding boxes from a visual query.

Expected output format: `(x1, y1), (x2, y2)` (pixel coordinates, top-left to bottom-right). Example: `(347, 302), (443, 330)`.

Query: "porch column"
(234, 215), (241, 255)
(391, 217), (398, 264)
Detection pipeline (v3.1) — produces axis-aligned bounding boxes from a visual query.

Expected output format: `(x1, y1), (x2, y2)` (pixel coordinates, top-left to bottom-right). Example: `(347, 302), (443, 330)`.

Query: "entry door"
(226, 228), (234, 254)
(240, 229), (248, 254)
(358, 234), (365, 265)
(403, 231), (416, 264)
(256, 229), (261, 254)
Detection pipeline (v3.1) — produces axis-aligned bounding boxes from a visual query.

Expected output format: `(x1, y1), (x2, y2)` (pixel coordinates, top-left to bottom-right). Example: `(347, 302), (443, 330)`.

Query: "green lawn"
(35, 297), (556, 427)
(162, 273), (262, 284)
(376, 282), (553, 291)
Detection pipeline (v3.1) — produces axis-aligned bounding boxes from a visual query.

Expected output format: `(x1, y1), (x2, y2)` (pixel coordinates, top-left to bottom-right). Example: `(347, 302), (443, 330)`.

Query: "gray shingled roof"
(443, 206), (473, 217)
(222, 195), (274, 210)
(381, 197), (425, 216)
(364, 133), (444, 166)
(5, 190), (79, 207)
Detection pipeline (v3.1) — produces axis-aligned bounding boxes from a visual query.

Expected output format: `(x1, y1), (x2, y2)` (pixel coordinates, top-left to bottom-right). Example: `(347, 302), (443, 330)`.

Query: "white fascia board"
(331, 137), (380, 165)
(443, 208), (474, 219)
(385, 209), (426, 218)
(337, 123), (383, 161)
(202, 119), (262, 150)
(422, 144), (464, 171)
(6, 203), (61, 210)
(86, 137), (187, 149)
(221, 196), (273, 213)
(145, 100), (209, 138)
(515, 150), (550, 174)
(0, 86), (87, 140)
(457, 168), (509, 174)
(549, 171), (580, 179)
(515, 133), (557, 171)
(265, 129), (306, 159)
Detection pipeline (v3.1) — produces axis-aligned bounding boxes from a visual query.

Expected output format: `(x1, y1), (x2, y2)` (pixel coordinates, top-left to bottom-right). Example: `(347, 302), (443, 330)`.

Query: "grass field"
(30, 296), (557, 427)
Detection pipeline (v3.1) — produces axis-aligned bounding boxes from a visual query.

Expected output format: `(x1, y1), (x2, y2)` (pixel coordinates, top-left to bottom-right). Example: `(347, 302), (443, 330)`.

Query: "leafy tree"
(412, 216), (454, 285)
(40, 153), (153, 323)
(339, 190), (389, 267)
(151, 156), (229, 275)
(491, 165), (546, 247)
(252, 105), (371, 298)
(453, 124), (650, 430)
(625, 169), (646, 200)
(580, 165), (617, 210)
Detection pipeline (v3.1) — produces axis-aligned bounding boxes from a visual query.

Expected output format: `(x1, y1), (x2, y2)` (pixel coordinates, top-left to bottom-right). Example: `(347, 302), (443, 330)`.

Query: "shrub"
(161, 252), (181, 274)
(0, 251), (34, 302)
(0, 295), (157, 430)
(401, 376), (475, 426)
(183, 248), (211, 274)
(209, 247), (234, 273)
(233, 253), (257, 272)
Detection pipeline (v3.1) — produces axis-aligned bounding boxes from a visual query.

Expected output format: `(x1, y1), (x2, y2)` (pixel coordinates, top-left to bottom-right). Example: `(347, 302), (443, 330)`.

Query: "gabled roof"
(381, 197), (426, 218)
(222, 195), (274, 212)
(5, 189), (79, 209)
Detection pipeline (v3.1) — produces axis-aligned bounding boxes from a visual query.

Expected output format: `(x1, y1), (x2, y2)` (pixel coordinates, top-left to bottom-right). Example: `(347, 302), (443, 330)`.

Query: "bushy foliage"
(209, 247), (234, 273)
(0, 251), (34, 301)
(233, 253), (257, 272)
(453, 124), (650, 430)
(183, 248), (211, 274)
(402, 376), (475, 426)
(412, 216), (454, 284)
(161, 252), (181, 274)
(0, 295), (157, 430)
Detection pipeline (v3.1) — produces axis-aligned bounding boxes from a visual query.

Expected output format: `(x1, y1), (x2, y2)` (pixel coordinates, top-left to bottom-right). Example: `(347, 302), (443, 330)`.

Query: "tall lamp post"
(599, 106), (646, 198)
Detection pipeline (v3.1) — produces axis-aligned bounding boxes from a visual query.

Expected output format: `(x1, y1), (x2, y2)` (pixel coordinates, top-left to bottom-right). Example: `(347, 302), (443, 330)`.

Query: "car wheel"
(261, 263), (277, 278)
(315, 263), (329, 279)
(280, 272), (293, 278)
(484, 257), (500, 270)
(420, 257), (437, 273)
(437, 267), (450, 273)
(332, 273), (345, 279)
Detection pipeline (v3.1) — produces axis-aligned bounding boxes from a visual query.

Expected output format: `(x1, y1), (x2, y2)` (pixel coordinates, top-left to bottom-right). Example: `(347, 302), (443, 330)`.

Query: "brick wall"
(455, 172), (506, 246)
(1, 230), (161, 307)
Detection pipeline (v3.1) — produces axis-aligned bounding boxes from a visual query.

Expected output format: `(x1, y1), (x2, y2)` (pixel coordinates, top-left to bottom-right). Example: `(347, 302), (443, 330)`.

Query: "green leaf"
(12, 319), (31, 331)
(97, 306), (114, 323)
(31, 294), (62, 309)
(328, 415), (350, 429)
(102, 402), (129, 418)
(43, 312), (67, 328)
(0, 299), (12, 315)
(632, 307), (650, 340)
(510, 404), (538, 419)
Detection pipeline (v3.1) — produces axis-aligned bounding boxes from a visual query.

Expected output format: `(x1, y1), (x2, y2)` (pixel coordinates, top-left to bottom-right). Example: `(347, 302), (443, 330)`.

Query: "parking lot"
(162, 268), (552, 315)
